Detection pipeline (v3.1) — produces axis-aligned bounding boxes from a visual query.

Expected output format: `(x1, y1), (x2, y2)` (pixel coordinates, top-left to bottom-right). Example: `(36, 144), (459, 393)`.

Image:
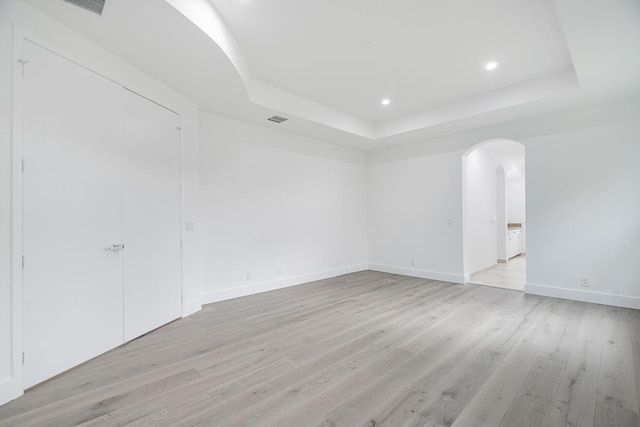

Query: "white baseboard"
(468, 263), (499, 278)
(200, 264), (369, 305)
(0, 377), (23, 407)
(368, 264), (465, 284)
(182, 297), (202, 318)
(525, 283), (640, 310)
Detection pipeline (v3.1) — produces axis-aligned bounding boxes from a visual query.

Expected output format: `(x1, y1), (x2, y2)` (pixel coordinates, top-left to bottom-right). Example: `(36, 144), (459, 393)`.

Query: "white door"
(22, 41), (124, 388)
(122, 89), (182, 341)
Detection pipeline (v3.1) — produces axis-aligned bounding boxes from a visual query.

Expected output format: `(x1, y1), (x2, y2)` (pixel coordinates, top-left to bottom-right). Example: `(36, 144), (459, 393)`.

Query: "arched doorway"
(462, 139), (526, 291)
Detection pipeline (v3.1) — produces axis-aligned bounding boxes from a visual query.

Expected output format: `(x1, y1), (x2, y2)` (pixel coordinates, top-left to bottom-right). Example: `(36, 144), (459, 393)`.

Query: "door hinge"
(22, 255), (25, 269)
(17, 59), (29, 78)
(22, 159), (24, 173)
(22, 352), (25, 365)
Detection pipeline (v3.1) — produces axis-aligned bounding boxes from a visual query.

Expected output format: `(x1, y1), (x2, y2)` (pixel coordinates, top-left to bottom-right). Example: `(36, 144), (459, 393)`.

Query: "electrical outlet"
(277, 267), (282, 277)
(246, 272), (252, 281)
(410, 259), (416, 267)
(580, 276), (591, 287)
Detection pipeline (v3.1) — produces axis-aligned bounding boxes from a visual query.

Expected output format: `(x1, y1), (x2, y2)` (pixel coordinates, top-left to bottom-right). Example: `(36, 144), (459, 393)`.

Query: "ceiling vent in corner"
(63, 0), (106, 16)
(267, 115), (288, 124)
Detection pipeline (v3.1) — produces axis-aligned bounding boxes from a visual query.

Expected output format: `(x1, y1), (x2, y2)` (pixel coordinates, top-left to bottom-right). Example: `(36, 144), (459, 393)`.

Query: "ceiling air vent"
(267, 116), (288, 124)
(63, 0), (106, 16)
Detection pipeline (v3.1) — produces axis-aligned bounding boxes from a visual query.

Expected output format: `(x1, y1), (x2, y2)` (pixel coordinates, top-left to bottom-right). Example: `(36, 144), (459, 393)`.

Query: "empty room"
(1, 0), (640, 425)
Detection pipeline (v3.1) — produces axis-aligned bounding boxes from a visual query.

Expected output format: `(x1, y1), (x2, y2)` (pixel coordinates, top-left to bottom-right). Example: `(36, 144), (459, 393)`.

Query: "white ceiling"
(22, 0), (640, 151)
(210, 0), (573, 122)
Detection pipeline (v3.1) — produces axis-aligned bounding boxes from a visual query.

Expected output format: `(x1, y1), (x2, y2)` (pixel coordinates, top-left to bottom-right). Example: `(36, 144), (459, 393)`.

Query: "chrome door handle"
(105, 243), (124, 252)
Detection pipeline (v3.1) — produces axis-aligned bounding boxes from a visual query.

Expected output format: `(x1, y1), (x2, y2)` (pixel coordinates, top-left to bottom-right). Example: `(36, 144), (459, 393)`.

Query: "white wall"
(496, 166), (507, 261)
(198, 113), (368, 303)
(463, 145), (499, 274)
(525, 119), (640, 309)
(507, 176), (526, 250)
(367, 150), (465, 283)
(367, 96), (640, 308)
(0, 0), (201, 405)
(507, 178), (526, 223)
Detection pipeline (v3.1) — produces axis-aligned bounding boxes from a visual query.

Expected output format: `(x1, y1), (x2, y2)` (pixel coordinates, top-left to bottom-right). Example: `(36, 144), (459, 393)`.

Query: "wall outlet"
(580, 276), (591, 287)
(277, 267), (282, 277)
(246, 272), (252, 281)
(410, 259), (416, 267)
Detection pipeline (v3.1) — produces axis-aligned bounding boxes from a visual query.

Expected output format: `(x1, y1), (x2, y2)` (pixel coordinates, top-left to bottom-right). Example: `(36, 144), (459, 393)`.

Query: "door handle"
(105, 243), (124, 252)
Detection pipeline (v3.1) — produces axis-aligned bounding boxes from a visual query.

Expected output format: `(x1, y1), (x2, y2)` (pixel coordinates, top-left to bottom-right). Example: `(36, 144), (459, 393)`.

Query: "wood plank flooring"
(1, 270), (639, 426)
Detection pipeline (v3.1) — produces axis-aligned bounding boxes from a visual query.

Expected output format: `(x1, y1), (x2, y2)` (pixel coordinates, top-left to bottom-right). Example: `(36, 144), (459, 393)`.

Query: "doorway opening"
(462, 139), (526, 291)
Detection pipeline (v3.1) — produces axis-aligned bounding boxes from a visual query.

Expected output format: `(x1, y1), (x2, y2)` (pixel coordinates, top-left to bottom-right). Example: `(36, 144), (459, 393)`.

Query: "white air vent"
(267, 116), (288, 124)
(64, 0), (106, 15)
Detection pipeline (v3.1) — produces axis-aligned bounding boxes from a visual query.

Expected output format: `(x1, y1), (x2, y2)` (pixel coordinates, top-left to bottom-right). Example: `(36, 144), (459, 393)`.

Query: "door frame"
(7, 28), (185, 402)
(6, 26), (26, 404)
(461, 138), (526, 281)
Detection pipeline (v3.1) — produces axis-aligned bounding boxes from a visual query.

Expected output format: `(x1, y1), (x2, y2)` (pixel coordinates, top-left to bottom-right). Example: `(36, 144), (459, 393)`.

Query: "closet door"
(122, 89), (182, 341)
(22, 41), (124, 388)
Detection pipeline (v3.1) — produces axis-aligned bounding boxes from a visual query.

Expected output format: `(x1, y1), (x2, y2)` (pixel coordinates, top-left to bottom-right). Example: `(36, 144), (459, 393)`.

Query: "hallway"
(469, 255), (526, 291)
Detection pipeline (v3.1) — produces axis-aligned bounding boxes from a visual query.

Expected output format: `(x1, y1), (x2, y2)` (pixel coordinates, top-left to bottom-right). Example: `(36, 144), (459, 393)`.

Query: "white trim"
(200, 264), (369, 305)
(525, 283), (640, 310)
(177, 114), (185, 318)
(0, 377), (22, 407)
(368, 264), (465, 284)
(470, 263), (498, 276)
(1, 26), (26, 407)
(182, 298), (202, 318)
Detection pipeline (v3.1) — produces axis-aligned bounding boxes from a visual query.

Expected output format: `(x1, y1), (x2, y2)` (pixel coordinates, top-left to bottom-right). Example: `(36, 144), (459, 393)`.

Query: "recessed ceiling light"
(485, 61), (498, 71)
(381, 99), (391, 106)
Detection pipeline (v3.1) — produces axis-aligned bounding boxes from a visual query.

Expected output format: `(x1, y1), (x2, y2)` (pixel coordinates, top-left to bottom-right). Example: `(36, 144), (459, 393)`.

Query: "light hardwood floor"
(2, 271), (640, 426)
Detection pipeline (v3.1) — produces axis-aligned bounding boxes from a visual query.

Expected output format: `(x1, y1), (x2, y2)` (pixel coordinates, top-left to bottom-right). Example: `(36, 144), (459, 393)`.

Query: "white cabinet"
(507, 228), (523, 259)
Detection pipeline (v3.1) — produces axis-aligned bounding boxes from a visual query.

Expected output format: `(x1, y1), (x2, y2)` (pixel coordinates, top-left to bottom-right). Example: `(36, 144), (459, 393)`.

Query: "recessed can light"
(485, 61), (498, 71)
(381, 99), (391, 106)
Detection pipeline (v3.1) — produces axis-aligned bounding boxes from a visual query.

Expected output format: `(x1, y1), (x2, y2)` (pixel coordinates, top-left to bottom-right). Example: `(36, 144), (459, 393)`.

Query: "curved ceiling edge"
(165, 0), (581, 143)
(165, 0), (251, 85)
(164, 0), (375, 139)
